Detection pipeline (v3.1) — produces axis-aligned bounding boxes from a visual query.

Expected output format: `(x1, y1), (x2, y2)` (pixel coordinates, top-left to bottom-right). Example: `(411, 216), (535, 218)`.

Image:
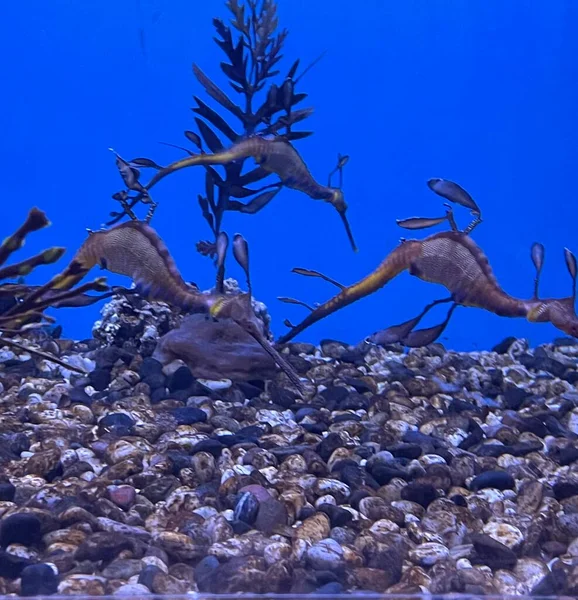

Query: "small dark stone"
(167, 406), (207, 425)
(254, 498), (288, 535)
(94, 346), (133, 369)
(234, 492), (259, 525)
(150, 387), (168, 404)
(298, 505), (317, 521)
(0, 550), (34, 579)
(509, 440), (544, 456)
(556, 446), (578, 466)
(139, 357), (164, 378)
(317, 432), (344, 462)
(138, 564), (163, 591)
(332, 413), (361, 424)
(191, 439), (225, 457)
(338, 392), (370, 410)
(341, 378), (373, 395)
(503, 384), (530, 410)
(473, 444), (511, 458)
(520, 350), (566, 378)
(231, 519), (253, 535)
(302, 423), (328, 434)
(320, 386), (349, 407)
(552, 479), (578, 501)
(270, 385), (299, 409)
(349, 490), (371, 510)
(98, 413), (135, 437)
(492, 336), (517, 354)
(69, 386), (93, 406)
(451, 494), (467, 507)
(0, 482), (15, 502)
(20, 563), (59, 596)
(142, 476), (179, 503)
(471, 533), (517, 569)
(195, 555), (220, 593)
(143, 372), (167, 391)
(235, 425), (265, 443)
(400, 482), (437, 508)
(368, 463), (408, 486)
(469, 470), (515, 491)
(75, 532), (132, 561)
(502, 412), (547, 437)
(236, 380), (264, 399)
(316, 582), (344, 594)
(295, 407), (322, 422)
(386, 443), (422, 460)
(167, 366), (194, 392)
(0, 513), (42, 547)
(88, 368), (112, 391)
(317, 504), (353, 527)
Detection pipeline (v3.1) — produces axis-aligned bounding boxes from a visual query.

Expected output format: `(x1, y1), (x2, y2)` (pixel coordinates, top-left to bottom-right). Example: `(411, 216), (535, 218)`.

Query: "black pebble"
(451, 494), (467, 507)
(194, 556), (219, 593)
(297, 506), (317, 521)
(492, 336), (517, 354)
(234, 492), (259, 525)
(557, 447), (578, 466)
(348, 490), (371, 510)
(0, 483), (15, 502)
(231, 519), (253, 535)
(386, 442), (423, 460)
(138, 564), (163, 590)
(0, 514), (42, 547)
(139, 357), (164, 379)
(143, 372), (167, 391)
(552, 479), (578, 501)
(167, 407), (207, 425)
(302, 423), (328, 434)
(471, 533), (517, 569)
(270, 386), (299, 409)
(98, 413), (135, 437)
(503, 384), (530, 410)
(20, 563), (59, 596)
(316, 582), (344, 594)
(368, 463), (408, 486)
(317, 504), (353, 527)
(191, 439), (225, 457)
(94, 346), (133, 369)
(317, 432), (344, 462)
(150, 387), (168, 404)
(320, 386), (349, 406)
(167, 366), (194, 392)
(88, 368), (111, 391)
(0, 550), (34, 579)
(69, 387), (93, 406)
(469, 470), (515, 492)
(401, 482), (437, 508)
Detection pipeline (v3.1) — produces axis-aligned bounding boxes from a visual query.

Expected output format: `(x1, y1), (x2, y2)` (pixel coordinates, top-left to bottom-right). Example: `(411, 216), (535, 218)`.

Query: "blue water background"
(1, 0), (577, 350)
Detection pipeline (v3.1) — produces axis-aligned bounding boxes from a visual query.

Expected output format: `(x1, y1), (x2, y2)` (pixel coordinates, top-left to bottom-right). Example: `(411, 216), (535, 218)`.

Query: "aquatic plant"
(277, 179), (578, 346)
(0, 208), (112, 372)
(107, 0), (355, 255)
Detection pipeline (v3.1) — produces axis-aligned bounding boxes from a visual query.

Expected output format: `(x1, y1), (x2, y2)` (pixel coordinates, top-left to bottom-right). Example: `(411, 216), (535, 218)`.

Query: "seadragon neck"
(277, 241), (421, 344)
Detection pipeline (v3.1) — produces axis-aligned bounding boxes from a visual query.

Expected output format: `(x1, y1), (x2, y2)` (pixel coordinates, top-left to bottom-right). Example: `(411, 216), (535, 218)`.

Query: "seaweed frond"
(107, 0), (319, 255)
(0, 208), (112, 374)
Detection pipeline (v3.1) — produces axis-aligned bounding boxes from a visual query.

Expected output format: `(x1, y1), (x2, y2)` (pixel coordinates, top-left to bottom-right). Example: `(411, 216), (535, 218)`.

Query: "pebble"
(2, 289), (578, 595)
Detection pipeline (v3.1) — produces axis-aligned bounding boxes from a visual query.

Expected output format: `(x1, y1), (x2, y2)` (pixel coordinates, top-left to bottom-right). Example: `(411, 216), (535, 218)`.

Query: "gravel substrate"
(1, 289), (578, 597)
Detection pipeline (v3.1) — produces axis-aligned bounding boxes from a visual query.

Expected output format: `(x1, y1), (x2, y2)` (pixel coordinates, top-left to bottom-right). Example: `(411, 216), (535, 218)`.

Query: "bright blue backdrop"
(1, 0), (577, 350)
